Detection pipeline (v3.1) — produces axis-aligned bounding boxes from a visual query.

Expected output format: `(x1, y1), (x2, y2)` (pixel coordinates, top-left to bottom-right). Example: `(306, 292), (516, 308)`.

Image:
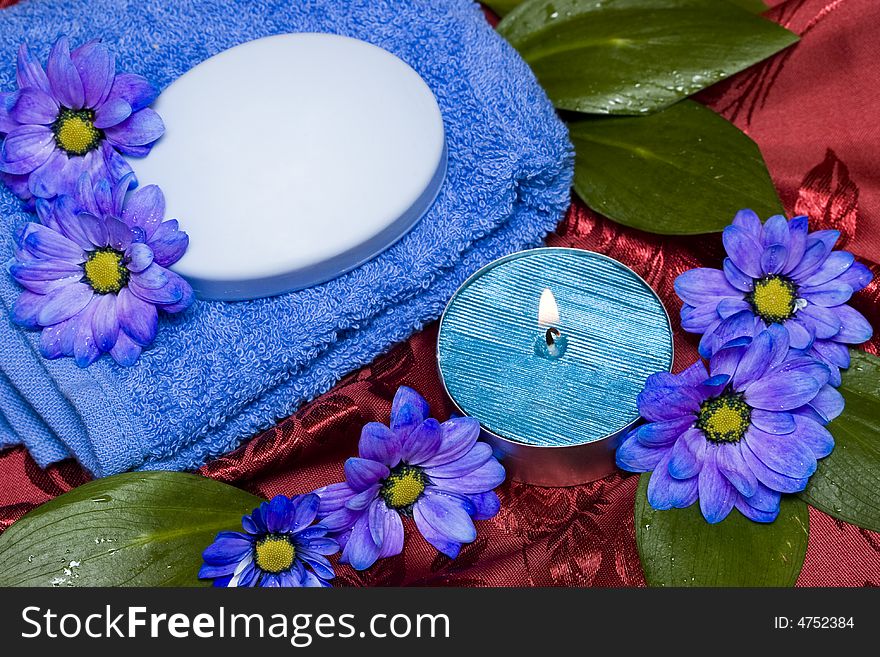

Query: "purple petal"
(744, 426), (817, 479)
(46, 37), (85, 110)
(39, 316), (76, 358)
(100, 140), (134, 181)
(782, 216), (809, 274)
(760, 244), (787, 275)
(109, 330), (142, 366)
(636, 384), (702, 422)
(722, 258), (754, 292)
(809, 229), (841, 253)
(415, 489), (476, 544)
(680, 302), (719, 332)
(630, 416), (694, 447)
(836, 261), (873, 292)
(798, 304), (842, 339)
(745, 481), (783, 512)
(761, 214), (791, 249)
(340, 512), (380, 571)
(722, 224), (763, 279)
(784, 317), (814, 350)
(424, 442), (492, 479)
(344, 457), (389, 492)
(125, 242), (153, 273)
(358, 422), (401, 468)
(430, 459), (505, 495)
(807, 384), (844, 423)
(0, 125), (54, 174)
(674, 268), (739, 306)
(9, 88), (58, 124)
(697, 448), (737, 523)
(717, 297), (751, 319)
(202, 532), (252, 565)
(12, 290), (45, 328)
(789, 238), (829, 281)
(104, 216), (132, 251)
(371, 500), (404, 559)
(147, 219), (188, 267)
(104, 108), (164, 147)
(793, 414), (834, 459)
(122, 184), (165, 236)
(616, 434), (668, 472)
(72, 301), (101, 367)
(9, 259), (82, 294)
(734, 497), (779, 523)
(93, 97), (132, 130)
(715, 443), (758, 497)
(16, 44), (51, 94)
(831, 305), (873, 344)
(22, 222), (85, 262)
(157, 278), (194, 314)
(401, 418), (443, 465)
(419, 416), (480, 468)
(732, 209), (762, 237)
(750, 410), (795, 435)
(467, 491), (500, 521)
(28, 150), (73, 199)
(413, 503), (462, 559)
(129, 266), (187, 305)
(319, 507), (359, 533)
(801, 251), (855, 287)
(800, 281), (853, 307)
(701, 310), (759, 359)
(732, 328), (774, 389)
(71, 41), (115, 108)
(668, 428), (707, 480)
(769, 355), (830, 388)
(290, 494), (319, 533)
(104, 73), (158, 112)
(390, 387), (430, 437)
(90, 291), (119, 352)
(744, 371), (821, 411)
(0, 92), (18, 135)
(116, 286), (158, 346)
(646, 451), (699, 510)
(36, 282), (93, 326)
(345, 484), (380, 511)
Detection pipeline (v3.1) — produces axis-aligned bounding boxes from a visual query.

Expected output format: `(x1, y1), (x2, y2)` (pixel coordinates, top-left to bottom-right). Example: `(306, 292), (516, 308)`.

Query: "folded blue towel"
(0, 0), (572, 476)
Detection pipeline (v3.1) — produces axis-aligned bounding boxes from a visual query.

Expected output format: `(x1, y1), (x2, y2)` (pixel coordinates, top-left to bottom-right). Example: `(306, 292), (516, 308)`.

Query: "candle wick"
(545, 327), (560, 346)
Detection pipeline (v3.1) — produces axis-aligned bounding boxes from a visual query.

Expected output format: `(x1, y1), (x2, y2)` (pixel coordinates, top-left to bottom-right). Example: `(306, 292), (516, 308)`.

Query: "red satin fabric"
(1, 0), (879, 586)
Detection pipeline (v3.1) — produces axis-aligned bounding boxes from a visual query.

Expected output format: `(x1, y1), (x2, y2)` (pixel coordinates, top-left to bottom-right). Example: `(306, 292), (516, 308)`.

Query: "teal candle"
(437, 248), (674, 485)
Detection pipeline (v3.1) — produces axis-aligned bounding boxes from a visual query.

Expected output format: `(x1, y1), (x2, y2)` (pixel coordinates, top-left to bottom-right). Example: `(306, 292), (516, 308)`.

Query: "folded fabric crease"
(0, 0), (573, 476)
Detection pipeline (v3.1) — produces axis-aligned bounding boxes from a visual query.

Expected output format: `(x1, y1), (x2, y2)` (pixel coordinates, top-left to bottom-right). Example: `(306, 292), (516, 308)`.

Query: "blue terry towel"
(0, 0), (573, 476)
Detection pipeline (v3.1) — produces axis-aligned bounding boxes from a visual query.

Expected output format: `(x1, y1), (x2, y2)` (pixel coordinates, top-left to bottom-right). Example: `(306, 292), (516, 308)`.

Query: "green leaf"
(635, 474), (809, 586)
(725, 0), (768, 12)
(484, 0), (525, 16)
(0, 472), (262, 587)
(569, 100), (783, 234)
(497, 0), (798, 115)
(799, 351), (880, 532)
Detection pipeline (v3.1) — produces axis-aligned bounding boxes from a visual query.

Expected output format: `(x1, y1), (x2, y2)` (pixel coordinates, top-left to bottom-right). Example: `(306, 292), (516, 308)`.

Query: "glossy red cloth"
(1, 0), (878, 586)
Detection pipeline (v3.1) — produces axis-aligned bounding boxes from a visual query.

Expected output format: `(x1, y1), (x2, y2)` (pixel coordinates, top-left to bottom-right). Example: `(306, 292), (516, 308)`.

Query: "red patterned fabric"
(1, 0), (878, 586)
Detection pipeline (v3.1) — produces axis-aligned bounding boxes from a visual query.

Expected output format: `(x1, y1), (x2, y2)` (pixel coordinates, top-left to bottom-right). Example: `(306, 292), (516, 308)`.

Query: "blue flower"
(199, 494), (339, 588)
(0, 37), (164, 205)
(675, 210), (873, 385)
(314, 387), (505, 570)
(8, 173), (193, 367)
(616, 325), (840, 524)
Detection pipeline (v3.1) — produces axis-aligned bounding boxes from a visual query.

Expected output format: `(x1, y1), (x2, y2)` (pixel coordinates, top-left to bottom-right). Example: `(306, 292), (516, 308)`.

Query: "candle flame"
(538, 288), (559, 327)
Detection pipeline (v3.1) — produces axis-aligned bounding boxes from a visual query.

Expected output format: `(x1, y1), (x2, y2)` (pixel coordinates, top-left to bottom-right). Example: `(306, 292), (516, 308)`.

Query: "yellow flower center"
(381, 464), (427, 509)
(746, 275), (798, 324)
(254, 536), (295, 573)
(53, 108), (103, 156)
(83, 249), (128, 294)
(697, 394), (751, 443)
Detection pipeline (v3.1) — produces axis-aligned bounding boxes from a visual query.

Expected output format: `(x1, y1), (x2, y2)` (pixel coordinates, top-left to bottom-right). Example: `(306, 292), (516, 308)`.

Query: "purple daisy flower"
(675, 210), (873, 385)
(314, 387), (505, 570)
(8, 173), (193, 367)
(0, 37), (164, 205)
(199, 494), (339, 587)
(616, 325), (840, 524)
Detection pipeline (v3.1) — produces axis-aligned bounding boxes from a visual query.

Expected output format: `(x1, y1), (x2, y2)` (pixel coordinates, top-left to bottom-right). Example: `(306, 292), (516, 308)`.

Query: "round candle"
(133, 33), (446, 301)
(437, 248), (673, 485)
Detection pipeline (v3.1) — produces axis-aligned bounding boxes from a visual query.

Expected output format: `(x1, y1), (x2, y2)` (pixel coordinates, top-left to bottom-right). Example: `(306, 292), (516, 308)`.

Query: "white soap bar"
(132, 33), (446, 300)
